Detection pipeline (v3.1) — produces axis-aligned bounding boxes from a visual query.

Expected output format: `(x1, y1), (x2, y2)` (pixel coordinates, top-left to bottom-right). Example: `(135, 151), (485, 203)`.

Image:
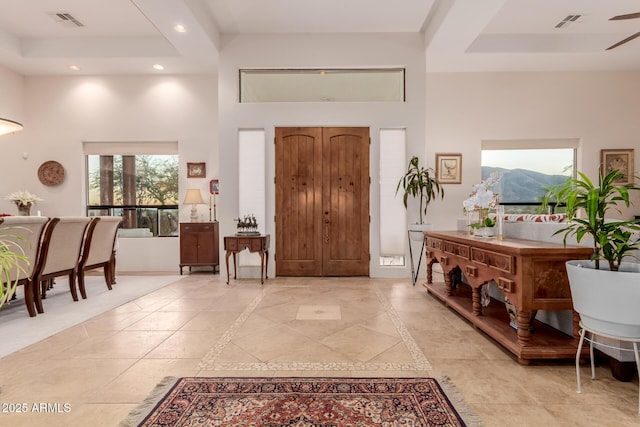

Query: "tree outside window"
(86, 154), (179, 236)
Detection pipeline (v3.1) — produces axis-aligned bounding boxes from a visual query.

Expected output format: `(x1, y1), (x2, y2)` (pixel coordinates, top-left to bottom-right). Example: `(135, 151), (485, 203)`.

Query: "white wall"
(0, 74), (218, 272)
(218, 33), (427, 278)
(4, 63), (640, 276)
(426, 71), (640, 231)
(0, 65), (26, 182)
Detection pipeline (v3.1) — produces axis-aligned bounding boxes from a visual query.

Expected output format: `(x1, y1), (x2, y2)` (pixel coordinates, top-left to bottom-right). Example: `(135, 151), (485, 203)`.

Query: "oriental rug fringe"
(120, 376), (482, 427)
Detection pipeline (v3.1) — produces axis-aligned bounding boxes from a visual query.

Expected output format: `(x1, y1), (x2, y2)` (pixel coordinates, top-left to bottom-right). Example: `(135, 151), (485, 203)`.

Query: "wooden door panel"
(323, 127), (370, 276)
(275, 127), (323, 276)
(276, 126), (369, 277)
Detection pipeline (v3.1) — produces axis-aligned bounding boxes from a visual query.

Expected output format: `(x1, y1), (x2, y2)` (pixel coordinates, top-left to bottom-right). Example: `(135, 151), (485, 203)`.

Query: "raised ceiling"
(0, 0), (639, 75)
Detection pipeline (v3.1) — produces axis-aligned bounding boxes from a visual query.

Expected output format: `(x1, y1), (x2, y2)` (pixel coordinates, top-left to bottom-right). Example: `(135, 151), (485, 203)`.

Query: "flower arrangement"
(6, 190), (43, 206)
(463, 172), (502, 229)
(5, 190), (43, 215)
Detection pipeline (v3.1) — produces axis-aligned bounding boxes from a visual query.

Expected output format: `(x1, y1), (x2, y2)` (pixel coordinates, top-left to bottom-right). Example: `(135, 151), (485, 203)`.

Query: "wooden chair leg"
(69, 272), (78, 301)
(78, 270), (87, 299)
(103, 265), (113, 290)
(41, 279), (48, 299)
(34, 280), (44, 314)
(110, 252), (117, 285)
(23, 281), (36, 317)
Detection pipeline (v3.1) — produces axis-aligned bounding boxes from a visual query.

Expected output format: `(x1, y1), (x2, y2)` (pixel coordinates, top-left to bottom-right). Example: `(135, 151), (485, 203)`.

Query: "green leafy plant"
(396, 156), (444, 224)
(0, 222), (29, 309)
(469, 214), (496, 229)
(542, 169), (640, 270)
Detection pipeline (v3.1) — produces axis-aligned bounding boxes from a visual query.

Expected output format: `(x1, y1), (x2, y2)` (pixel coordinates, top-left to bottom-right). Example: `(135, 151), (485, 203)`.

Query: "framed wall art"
(210, 179), (219, 194)
(435, 153), (462, 184)
(600, 149), (634, 185)
(187, 162), (206, 178)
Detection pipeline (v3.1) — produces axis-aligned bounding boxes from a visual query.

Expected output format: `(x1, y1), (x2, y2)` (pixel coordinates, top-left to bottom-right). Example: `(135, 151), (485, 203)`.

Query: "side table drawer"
(250, 239), (264, 251)
(225, 238), (238, 251)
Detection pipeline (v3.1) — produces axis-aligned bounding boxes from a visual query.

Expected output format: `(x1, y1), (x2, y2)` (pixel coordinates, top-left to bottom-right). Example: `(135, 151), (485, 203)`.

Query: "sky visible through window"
(482, 149), (574, 176)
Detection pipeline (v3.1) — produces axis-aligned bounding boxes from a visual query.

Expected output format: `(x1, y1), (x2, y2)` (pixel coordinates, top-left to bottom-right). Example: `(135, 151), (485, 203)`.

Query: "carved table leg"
(444, 271), (453, 296)
(517, 310), (532, 344)
(259, 251), (265, 285)
(225, 251), (231, 284)
(472, 287), (482, 316)
(426, 257), (434, 284)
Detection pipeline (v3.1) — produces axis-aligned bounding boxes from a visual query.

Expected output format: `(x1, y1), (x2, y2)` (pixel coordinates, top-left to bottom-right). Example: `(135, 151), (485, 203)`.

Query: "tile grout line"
(197, 283), (433, 372)
(374, 287), (432, 371)
(197, 289), (266, 370)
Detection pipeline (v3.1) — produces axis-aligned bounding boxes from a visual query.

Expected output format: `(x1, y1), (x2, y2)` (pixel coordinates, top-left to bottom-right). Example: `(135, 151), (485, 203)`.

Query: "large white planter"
(566, 260), (640, 338)
(408, 223), (432, 241)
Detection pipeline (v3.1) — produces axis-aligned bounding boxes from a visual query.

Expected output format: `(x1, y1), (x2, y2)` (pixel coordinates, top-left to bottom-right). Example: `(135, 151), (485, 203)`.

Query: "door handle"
(324, 218), (330, 242)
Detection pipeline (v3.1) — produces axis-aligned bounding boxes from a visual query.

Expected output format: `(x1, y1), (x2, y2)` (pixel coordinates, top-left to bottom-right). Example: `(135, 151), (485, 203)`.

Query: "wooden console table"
(424, 230), (593, 363)
(224, 234), (270, 284)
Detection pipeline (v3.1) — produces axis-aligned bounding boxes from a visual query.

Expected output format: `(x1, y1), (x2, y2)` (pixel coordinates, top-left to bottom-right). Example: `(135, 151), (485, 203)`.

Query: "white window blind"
(379, 129), (406, 257)
(83, 141), (178, 155)
(238, 129), (266, 266)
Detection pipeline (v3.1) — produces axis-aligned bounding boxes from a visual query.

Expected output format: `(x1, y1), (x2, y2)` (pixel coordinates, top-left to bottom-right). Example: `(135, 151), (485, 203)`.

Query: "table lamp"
(184, 189), (205, 222)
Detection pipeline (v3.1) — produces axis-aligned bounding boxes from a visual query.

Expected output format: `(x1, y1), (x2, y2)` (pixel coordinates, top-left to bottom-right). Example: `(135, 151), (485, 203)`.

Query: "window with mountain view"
(481, 145), (575, 214)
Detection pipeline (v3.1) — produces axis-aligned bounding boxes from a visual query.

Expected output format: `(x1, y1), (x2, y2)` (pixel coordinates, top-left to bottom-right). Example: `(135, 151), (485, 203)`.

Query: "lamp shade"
(0, 118), (23, 136)
(183, 189), (205, 205)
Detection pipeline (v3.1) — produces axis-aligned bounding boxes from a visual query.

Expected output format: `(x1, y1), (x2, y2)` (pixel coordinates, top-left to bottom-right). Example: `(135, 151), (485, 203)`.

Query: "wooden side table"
(179, 222), (219, 275)
(224, 234), (270, 284)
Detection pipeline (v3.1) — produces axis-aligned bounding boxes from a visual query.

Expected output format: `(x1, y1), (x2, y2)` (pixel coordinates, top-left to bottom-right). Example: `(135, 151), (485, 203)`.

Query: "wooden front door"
(275, 127), (369, 276)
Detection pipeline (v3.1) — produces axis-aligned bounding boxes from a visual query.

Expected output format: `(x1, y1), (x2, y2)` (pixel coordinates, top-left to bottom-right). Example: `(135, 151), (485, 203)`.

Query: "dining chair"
(0, 216), (50, 317)
(33, 216), (95, 314)
(77, 216), (122, 299)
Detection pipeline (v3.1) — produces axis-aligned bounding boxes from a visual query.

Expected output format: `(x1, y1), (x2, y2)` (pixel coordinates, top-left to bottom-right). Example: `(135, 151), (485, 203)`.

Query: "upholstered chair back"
(83, 216), (121, 267)
(0, 216), (49, 281)
(39, 217), (91, 275)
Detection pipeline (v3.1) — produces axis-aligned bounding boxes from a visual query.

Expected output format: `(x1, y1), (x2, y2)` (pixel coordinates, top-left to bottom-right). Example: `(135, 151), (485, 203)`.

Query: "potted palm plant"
(543, 168), (640, 340)
(545, 169), (640, 270)
(396, 156), (444, 238)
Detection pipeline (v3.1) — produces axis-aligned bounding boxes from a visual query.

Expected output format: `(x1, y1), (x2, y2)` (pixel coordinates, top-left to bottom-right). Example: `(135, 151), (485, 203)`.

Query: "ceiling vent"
(555, 14), (581, 29)
(48, 12), (84, 28)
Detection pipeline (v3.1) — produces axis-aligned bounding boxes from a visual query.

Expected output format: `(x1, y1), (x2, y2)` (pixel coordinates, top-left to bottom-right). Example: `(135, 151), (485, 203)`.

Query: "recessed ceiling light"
(174, 24), (186, 33)
(153, 64), (164, 71)
(68, 65), (80, 71)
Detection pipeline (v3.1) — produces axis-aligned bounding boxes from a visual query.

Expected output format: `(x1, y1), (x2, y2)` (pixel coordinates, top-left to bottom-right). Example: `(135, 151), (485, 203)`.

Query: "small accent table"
(224, 234), (270, 284)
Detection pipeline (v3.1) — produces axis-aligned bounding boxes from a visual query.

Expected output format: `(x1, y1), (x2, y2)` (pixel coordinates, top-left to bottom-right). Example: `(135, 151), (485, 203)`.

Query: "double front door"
(275, 127), (370, 276)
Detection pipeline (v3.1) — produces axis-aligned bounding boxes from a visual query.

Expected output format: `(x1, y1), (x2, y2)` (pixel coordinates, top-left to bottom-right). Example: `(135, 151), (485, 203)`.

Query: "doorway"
(275, 127), (370, 276)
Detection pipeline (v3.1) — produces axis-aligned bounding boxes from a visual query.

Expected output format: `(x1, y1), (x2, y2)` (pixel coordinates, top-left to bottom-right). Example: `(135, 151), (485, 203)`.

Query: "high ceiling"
(1, 0), (640, 75)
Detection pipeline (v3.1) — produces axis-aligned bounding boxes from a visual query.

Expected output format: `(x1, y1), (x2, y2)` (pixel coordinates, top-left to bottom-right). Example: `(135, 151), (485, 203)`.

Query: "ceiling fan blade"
(610, 12), (640, 21)
(607, 31), (640, 50)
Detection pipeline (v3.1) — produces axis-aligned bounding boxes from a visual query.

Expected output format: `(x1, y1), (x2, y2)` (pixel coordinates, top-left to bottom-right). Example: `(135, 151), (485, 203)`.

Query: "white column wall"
(218, 33), (427, 279)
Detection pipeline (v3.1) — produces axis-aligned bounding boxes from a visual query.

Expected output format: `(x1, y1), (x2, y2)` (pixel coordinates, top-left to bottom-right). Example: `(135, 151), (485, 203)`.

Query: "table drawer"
(225, 238), (239, 251)
(250, 239), (264, 251)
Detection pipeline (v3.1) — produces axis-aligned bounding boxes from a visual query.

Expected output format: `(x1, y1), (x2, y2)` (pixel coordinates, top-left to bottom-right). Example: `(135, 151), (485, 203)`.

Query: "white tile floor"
(0, 274), (638, 426)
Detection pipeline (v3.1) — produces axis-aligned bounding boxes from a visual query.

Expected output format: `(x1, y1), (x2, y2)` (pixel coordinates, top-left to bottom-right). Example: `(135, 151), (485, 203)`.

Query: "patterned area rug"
(122, 377), (479, 427)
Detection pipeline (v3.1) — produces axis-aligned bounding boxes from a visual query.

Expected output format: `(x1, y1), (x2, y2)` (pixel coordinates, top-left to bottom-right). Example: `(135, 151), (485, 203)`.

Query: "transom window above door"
(239, 68), (405, 103)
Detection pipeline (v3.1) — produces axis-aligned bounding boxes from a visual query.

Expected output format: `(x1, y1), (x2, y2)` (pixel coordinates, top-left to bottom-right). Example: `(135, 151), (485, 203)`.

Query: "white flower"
(463, 199), (476, 211)
(5, 190), (44, 205)
(463, 173), (502, 213)
(475, 187), (495, 209)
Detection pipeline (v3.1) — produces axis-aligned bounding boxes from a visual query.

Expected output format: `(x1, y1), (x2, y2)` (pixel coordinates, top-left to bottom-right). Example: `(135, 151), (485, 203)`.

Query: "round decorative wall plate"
(38, 160), (65, 186)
